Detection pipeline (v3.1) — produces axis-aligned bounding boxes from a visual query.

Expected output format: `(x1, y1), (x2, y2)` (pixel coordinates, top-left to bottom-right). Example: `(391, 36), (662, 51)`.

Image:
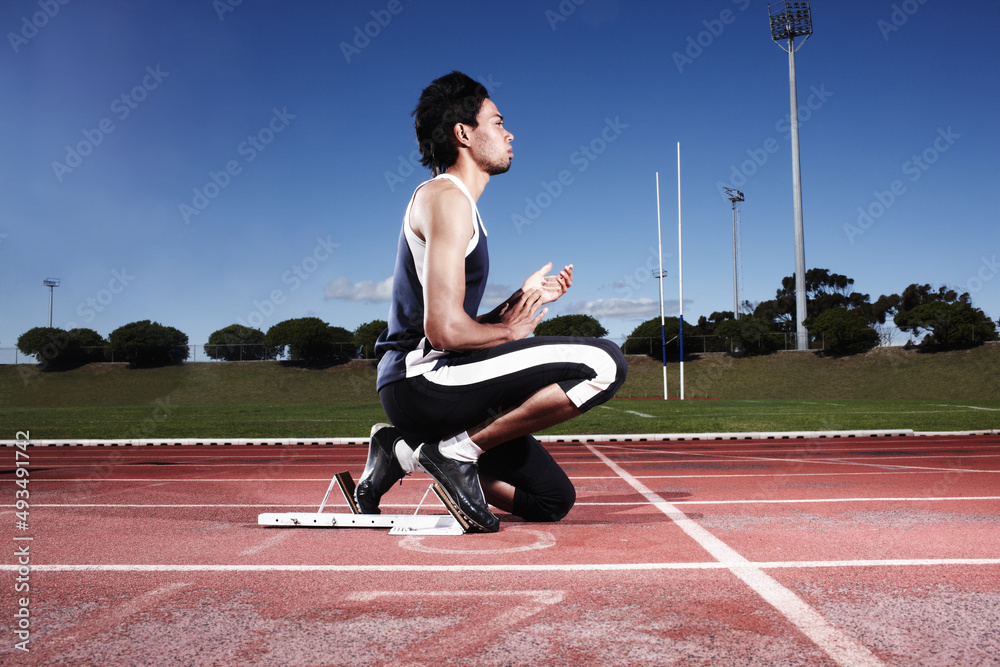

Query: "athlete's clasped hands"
(500, 262), (574, 340)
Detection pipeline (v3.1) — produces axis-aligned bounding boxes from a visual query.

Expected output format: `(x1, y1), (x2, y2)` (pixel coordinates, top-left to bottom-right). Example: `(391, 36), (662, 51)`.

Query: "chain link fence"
(0, 343), (361, 365)
(618, 334), (799, 355)
(0, 328), (918, 365)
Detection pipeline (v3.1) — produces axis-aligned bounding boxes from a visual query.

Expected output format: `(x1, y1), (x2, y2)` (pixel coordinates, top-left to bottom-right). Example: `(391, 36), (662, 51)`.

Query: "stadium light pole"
(768, 0), (812, 351)
(725, 187), (745, 320)
(43, 278), (60, 327)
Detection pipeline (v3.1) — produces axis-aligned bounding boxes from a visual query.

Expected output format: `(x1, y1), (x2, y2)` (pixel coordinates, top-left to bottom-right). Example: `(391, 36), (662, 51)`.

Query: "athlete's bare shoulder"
(414, 176), (463, 202)
(410, 177), (472, 242)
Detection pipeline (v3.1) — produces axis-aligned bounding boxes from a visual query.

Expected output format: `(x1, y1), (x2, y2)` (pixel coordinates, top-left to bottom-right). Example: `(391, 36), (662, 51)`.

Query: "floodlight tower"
(768, 0), (812, 351)
(43, 278), (60, 327)
(725, 188), (745, 320)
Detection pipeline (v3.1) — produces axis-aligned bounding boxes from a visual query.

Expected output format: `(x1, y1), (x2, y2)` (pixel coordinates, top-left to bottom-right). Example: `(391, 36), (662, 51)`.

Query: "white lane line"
(590, 443), (1000, 475)
(23, 496), (1000, 510)
(585, 443), (886, 667)
(934, 404), (1000, 411)
(673, 495), (1000, 505)
(30, 504), (332, 508)
(739, 456), (996, 475)
(762, 558), (1000, 568)
(18, 452), (1000, 467)
(30, 468), (998, 483)
(19, 441), (997, 463)
(5, 558), (999, 573)
(632, 447), (986, 475)
(25, 478), (343, 482)
(597, 404), (654, 418)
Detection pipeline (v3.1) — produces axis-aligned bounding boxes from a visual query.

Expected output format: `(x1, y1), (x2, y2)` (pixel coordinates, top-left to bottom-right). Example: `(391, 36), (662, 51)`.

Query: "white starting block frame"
(257, 471), (468, 535)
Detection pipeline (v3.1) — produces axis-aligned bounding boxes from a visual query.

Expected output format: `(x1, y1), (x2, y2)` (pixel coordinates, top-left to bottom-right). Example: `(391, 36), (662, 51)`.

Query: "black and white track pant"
(379, 336), (627, 521)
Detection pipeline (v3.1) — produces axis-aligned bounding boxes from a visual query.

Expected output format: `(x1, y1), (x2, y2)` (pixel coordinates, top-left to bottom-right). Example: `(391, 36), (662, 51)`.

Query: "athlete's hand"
(499, 289), (547, 340)
(521, 262), (573, 305)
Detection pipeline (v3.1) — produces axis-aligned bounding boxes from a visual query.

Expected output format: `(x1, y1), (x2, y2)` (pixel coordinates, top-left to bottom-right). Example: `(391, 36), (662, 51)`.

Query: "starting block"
(257, 471), (468, 535)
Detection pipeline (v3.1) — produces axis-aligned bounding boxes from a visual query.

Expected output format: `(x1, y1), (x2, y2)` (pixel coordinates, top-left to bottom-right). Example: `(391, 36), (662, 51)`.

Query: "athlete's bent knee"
(517, 483), (576, 522)
(598, 338), (628, 391)
(577, 339), (627, 410)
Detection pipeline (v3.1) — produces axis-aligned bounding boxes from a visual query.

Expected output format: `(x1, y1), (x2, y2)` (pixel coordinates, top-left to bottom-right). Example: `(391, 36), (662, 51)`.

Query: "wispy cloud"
(481, 283), (515, 310)
(323, 276), (393, 302)
(564, 297), (682, 320)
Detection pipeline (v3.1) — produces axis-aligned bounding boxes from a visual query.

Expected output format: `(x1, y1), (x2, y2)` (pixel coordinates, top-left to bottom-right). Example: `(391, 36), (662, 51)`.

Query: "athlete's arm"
(413, 181), (545, 351)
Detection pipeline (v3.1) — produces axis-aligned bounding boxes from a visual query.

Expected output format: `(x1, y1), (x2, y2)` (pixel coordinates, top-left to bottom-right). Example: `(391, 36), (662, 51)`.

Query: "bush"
(17, 327), (107, 370)
(623, 317), (680, 359)
(69, 328), (109, 363)
(266, 317), (355, 364)
(806, 308), (879, 355)
(715, 316), (782, 357)
(895, 300), (999, 350)
(109, 320), (189, 368)
(533, 314), (608, 339)
(354, 319), (388, 360)
(205, 324), (273, 361)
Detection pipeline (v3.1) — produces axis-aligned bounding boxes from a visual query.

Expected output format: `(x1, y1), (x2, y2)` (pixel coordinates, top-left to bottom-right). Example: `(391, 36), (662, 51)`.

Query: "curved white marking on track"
(239, 530), (291, 556)
(398, 527), (555, 554)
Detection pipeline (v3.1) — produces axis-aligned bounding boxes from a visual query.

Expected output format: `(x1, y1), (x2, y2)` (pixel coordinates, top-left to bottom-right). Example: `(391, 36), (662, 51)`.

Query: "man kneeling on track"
(356, 71), (627, 533)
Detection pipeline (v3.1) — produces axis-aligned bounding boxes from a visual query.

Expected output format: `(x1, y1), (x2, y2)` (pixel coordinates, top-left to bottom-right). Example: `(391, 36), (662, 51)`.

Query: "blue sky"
(2, 0), (998, 358)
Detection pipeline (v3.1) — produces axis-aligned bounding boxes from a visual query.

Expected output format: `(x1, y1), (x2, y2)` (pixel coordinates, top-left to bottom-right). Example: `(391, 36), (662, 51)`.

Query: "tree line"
(15, 270), (998, 371)
(15, 313), (609, 371)
(624, 271), (998, 358)
(15, 317), (374, 370)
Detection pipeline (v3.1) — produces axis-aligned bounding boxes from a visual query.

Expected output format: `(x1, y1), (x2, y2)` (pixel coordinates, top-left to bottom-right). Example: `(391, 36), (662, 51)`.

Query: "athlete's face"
(469, 98), (513, 175)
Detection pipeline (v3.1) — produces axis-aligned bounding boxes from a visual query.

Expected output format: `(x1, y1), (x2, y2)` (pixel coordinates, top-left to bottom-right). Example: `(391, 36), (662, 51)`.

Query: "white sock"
(395, 440), (424, 474)
(437, 431), (483, 462)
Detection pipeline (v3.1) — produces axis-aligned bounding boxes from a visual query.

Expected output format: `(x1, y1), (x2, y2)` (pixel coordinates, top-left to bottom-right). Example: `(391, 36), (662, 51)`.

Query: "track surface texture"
(2, 434), (999, 666)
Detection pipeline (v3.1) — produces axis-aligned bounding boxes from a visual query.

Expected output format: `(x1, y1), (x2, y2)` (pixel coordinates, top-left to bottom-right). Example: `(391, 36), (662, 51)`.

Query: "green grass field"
(4, 399), (999, 440)
(2, 345), (997, 439)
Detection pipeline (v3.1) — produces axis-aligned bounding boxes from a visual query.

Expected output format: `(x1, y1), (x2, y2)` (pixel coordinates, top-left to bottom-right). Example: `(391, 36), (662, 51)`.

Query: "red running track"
(2, 435), (999, 666)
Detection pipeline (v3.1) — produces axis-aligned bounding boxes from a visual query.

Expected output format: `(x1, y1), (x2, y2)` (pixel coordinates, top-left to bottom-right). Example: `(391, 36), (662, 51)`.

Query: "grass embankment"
(1, 346), (997, 439)
(620, 345), (1000, 400)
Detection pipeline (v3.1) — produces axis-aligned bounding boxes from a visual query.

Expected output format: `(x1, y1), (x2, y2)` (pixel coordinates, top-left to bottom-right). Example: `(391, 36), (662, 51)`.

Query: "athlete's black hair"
(412, 71), (490, 176)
